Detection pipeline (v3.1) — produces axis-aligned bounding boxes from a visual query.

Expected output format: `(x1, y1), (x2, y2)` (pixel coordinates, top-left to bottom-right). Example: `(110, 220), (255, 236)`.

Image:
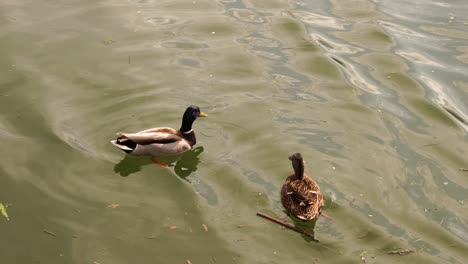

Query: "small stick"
(321, 212), (334, 222)
(43, 229), (56, 236)
(387, 249), (415, 256)
(459, 168), (468, 172)
(256, 212), (319, 242)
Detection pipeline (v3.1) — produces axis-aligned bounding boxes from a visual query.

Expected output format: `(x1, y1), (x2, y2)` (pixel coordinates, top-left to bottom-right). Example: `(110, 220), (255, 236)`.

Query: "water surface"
(1, 0), (467, 263)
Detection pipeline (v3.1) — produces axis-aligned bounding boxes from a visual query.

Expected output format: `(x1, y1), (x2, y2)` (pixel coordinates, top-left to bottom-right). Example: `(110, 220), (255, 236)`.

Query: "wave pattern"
(0, 0), (467, 263)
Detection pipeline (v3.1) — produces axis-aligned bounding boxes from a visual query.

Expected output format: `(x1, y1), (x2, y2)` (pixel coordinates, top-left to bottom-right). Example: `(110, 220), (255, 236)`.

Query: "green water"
(1, 0), (467, 263)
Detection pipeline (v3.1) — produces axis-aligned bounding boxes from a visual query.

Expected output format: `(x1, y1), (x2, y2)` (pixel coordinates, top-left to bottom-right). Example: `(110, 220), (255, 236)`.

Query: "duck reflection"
(286, 212), (319, 242)
(113, 146), (204, 180)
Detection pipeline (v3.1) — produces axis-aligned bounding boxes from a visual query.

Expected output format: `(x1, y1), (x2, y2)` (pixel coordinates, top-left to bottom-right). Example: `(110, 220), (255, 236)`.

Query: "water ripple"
(143, 16), (177, 26)
(312, 33), (364, 54)
(160, 40), (209, 50)
(396, 50), (444, 67)
(229, 8), (265, 24)
(289, 10), (350, 30)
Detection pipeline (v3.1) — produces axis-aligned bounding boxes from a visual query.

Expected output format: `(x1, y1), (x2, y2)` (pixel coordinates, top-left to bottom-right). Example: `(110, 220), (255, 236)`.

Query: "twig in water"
(321, 212), (334, 222)
(439, 218), (445, 225)
(256, 212), (319, 242)
(459, 168), (468, 172)
(355, 232), (369, 239)
(387, 249), (415, 256)
(43, 229), (56, 237)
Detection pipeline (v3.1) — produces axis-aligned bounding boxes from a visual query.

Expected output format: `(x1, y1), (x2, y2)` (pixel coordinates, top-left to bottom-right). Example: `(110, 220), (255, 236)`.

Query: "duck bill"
(198, 112), (208, 117)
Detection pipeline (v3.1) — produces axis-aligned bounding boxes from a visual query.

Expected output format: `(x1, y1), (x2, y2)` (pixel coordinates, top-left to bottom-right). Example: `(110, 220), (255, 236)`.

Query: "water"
(1, 0), (467, 263)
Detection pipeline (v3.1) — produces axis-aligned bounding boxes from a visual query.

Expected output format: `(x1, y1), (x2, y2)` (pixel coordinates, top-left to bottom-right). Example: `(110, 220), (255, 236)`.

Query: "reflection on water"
(173, 146), (204, 179)
(1, 0), (468, 263)
(114, 155), (152, 177)
(291, 216), (319, 242)
(114, 146), (204, 180)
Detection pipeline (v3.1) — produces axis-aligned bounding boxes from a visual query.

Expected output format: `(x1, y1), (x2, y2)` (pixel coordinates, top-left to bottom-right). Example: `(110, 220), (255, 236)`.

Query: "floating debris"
(256, 212), (319, 242)
(102, 39), (115, 45)
(0, 203), (10, 221)
(359, 250), (367, 263)
(168, 226), (177, 230)
(43, 229), (56, 237)
(387, 249), (415, 256)
(107, 203), (120, 209)
(202, 224), (208, 232)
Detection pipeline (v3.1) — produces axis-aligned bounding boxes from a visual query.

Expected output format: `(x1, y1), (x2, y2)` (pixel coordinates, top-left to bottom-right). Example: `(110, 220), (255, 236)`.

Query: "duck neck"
(180, 122), (193, 133)
(292, 159), (304, 180)
(183, 130), (196, 146)
(180, 115), (195, 133)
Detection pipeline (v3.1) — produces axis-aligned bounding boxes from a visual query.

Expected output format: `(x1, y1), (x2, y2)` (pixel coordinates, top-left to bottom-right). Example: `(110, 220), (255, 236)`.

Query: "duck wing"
(286, 184), (310, 206)
(287, 178), (320, 206)
(118, 128), (182, 145)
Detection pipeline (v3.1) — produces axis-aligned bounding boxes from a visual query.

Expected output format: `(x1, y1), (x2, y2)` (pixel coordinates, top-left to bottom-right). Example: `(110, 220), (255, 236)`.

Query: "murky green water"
(1, 0), (467, 263)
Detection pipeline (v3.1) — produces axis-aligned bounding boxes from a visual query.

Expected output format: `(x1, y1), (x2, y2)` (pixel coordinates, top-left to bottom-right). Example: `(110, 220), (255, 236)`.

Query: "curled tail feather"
(110, 136), (136, 153)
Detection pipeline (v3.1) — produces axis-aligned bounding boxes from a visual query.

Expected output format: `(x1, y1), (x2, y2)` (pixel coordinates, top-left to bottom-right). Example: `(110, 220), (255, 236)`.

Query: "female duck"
(281, 153), (324, 221)
(111, 105), (207, 156)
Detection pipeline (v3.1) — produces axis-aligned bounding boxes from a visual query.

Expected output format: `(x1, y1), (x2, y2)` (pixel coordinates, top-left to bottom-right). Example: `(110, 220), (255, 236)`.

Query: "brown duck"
(281, 153), (324, 221)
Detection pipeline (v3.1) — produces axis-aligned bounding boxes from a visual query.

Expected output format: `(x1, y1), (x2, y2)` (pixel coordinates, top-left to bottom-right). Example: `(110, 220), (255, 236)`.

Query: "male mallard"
(111, 105), (207, 157)
(281, 153), (324, 221)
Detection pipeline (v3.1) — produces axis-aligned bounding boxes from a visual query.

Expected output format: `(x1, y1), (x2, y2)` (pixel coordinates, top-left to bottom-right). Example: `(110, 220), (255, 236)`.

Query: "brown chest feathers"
(281, 173), (324, 221)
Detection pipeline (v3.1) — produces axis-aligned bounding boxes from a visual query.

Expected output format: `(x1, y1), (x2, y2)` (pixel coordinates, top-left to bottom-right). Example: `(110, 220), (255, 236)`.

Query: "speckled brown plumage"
(281, 153), (324, 221)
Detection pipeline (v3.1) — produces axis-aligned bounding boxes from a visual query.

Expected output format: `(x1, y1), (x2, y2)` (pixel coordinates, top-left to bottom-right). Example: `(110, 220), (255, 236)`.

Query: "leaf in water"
(102, 40), (114, 46)
(202, 224), (208, 232)
(186, 260), (192, 264)
(0, 203), (10, 221)
(168, 225), (177, 230)
(107, 203), (120, 208)
(359, 250), (367, 263)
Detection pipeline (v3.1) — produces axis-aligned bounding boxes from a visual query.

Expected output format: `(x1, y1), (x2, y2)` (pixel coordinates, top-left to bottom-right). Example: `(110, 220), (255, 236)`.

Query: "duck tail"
(110, 136), (136, 153)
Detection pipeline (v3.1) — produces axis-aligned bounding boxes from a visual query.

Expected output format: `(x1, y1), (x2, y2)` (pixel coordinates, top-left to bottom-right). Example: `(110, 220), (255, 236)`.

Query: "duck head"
(180, 105), (207, 133)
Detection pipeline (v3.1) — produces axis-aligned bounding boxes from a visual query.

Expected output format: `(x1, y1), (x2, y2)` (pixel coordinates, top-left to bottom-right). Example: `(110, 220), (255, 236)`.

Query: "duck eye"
(193, 111), (199, 118)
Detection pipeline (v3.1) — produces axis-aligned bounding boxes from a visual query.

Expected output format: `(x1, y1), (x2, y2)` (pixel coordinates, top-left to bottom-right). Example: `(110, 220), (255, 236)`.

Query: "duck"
(281, 153), (324, 221)
(111, 105), (207, 157)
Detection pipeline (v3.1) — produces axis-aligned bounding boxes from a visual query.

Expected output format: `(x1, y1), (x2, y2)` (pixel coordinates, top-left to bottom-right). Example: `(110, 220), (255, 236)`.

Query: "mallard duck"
(281, 153), (324, 221)
(111, 105), (207, 156)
